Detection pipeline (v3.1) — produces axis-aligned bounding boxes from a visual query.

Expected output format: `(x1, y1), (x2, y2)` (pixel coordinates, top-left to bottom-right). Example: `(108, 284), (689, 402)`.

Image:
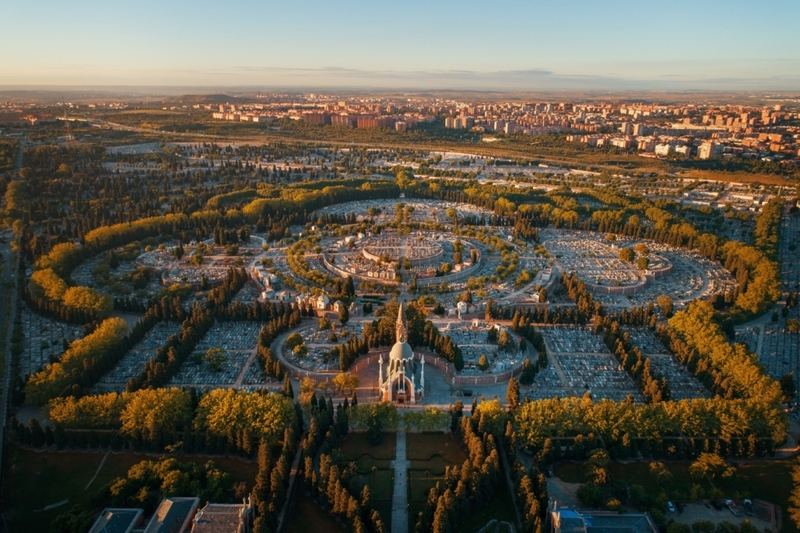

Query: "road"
(0, 234), (18, 505)
(0, 137), (23, 505)
(15, 136), (25, 171)
(96, 120), (628, 176)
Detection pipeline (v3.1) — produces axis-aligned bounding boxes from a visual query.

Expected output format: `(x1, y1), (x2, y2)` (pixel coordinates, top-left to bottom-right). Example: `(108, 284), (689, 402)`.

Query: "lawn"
(406, 432), (467, 464)
(408, 469), (517, 533)
(284, 493), (346, 533)
(406, 433), (472, 533)
(1, 446), (257, 533)
(340, 431), (396, 461)
(408, 467), (446, 532)
(338, 431), (395, 530)
(554, 458), (799, 533)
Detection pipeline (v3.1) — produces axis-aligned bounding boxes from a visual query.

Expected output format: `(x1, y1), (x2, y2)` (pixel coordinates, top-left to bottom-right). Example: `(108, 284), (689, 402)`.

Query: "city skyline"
(2, 0), (799, 90)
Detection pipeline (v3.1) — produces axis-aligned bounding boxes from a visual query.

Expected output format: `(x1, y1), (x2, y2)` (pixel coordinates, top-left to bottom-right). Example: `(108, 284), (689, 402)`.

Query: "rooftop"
(552, 509), (655, 533)
(88, 508), (143, 533)
(191, 501), (253, 533)
(145, 497), (201, 533)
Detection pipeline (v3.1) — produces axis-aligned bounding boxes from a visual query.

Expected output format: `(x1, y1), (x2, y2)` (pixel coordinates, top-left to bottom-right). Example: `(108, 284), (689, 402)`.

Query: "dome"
(389, 341), (414, 361)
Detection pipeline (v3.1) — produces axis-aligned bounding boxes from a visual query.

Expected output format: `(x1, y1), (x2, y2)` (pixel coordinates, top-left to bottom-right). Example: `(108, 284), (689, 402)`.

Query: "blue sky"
(1, 0), (799, 90)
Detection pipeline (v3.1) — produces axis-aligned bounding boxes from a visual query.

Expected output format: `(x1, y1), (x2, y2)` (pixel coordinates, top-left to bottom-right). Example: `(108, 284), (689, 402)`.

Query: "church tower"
(396, 302), (408, 343)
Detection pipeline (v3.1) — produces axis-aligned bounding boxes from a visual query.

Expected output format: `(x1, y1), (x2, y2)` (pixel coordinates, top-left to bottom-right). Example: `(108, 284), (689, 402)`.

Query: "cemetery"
(97, 322), (182, 391)
(19, 308), (84, 378)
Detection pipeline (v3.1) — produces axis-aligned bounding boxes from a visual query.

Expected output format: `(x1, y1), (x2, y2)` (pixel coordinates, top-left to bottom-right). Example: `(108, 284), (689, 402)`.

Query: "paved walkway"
(276, 431), (306, 532)
(391, 421), (409, 533)
(233, 348), (257, 387)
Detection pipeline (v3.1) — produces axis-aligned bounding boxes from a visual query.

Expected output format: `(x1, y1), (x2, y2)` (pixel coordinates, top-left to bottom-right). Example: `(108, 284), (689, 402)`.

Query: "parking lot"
(671, 501), (776, 532)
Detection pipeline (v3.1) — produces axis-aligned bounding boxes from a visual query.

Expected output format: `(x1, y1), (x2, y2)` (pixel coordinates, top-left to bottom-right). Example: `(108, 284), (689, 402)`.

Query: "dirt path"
(84, 451), (110, 490)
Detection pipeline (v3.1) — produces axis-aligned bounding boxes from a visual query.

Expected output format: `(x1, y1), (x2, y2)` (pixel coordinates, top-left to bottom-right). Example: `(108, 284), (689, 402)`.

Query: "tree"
(519, 358), (535, 385)
(204, 348), (227, 372)
(780, 372), (796, 404)
(497, 329), (515, 352)
(790, 458), (800, 529)
(689, 453), (736, 481)
(194, 389), (295, 447)
(448, 401), (463, 433)
(62, 286), (114, 318)
(282, 374), (294, 399)
(25, 318), (128, 405)
(286, 333), (304, 350)
(788, 318), (800, 333)
(478, 355), (489, 371)
(577, 482), (602, 507)
(28, 268), (67, 301)
(506, 377), (520, 411)
(584, 449), (610, 485)
(293, 344), (308, 358)
(473, 399), (508, 437)
(637, 256), (649, 271)
(657, 295), (674, 317)
(120, 388), (192, 442)
(619, 247), (635, 263)
(319, 317), (332, 330)
(332, 373), (360, 396)
(339, 305), (349, 325)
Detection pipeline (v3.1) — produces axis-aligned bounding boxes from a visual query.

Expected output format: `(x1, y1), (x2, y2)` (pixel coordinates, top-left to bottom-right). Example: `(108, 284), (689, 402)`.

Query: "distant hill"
(163, 94), (245, 105)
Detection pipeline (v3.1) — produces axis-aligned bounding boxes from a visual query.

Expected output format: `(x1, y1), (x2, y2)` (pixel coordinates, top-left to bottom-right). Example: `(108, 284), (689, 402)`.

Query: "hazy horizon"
(2, 0), (799, 92)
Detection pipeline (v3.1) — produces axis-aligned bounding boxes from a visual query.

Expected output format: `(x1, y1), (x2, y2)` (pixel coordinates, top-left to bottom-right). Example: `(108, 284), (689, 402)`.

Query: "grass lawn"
(365, 468), (394, 501)
(340, 431), (396, 461)
(284, 493), (346, 533)
(732, 459), (797, 533)
(406, 432), (467, 464)
(405, 433), (474, 533)
(554, 458), (799, 533)
(339, 431), (397, 527)
(338, 433), (394, 530)
(409, 468), (447, 533)
(408, 469), (517, 533)
(1, 446), (257, 533)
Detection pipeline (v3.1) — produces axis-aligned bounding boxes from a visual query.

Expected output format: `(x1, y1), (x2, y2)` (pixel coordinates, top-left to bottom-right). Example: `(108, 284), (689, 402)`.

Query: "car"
(546, 469), (554, 478)
(676, 502), (684, 513)
(667, 502), (676, 513)
(726, 499), (741, 517)
(743, 499), (754, 516)
(711, 500), (723, 510)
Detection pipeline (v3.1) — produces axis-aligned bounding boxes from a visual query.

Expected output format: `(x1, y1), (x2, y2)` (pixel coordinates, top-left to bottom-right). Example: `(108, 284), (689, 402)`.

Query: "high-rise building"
(698, 141), (722, 159)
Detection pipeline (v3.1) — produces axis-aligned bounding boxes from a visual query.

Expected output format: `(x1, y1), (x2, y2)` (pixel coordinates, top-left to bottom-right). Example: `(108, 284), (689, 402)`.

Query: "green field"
(1, 446), (257, 533)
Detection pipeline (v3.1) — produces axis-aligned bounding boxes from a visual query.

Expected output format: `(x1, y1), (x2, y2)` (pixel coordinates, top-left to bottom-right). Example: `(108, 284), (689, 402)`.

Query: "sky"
(1, 0), (799, 91)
